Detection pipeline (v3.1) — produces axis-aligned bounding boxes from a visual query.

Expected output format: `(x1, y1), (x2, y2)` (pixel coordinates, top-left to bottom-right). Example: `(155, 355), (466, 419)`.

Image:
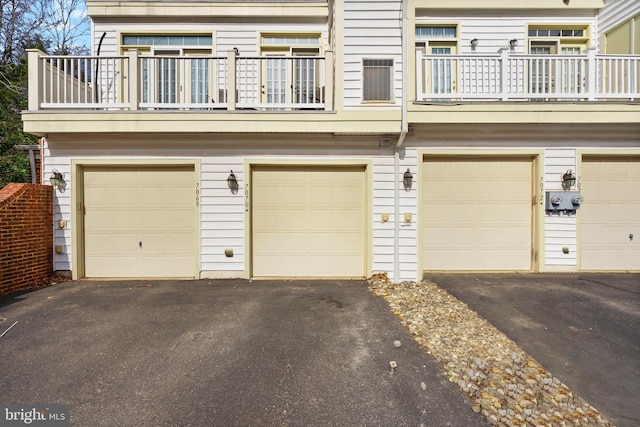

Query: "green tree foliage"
(0, 38), (42, 187)
(0, 0), (88, 187)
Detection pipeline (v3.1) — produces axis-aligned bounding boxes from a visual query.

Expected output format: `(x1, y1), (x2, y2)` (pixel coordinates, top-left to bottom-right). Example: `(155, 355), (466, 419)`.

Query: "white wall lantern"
(562, 169), (576, 190)
(227, 170), (239, 194)
(403, 168), (413, 191)
(49, 169), (66, 192)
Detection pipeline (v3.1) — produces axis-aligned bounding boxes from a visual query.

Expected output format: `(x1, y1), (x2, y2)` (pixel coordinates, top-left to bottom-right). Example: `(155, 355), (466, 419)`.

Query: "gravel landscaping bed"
(368, 275), (614, 427)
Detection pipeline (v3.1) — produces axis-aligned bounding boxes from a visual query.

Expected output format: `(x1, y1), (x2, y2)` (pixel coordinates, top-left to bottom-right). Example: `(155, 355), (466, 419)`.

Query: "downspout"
(394, 0), (409, 282)
(94, 32), (107, 103)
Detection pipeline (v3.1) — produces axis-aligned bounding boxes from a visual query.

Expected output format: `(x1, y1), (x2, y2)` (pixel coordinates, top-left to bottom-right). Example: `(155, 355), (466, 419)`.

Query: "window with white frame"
(415, 26), (458, 96)
(362, 59), (394, 102)
(527, 26), (589, 96)
(121, 34), (214, 106)
(260, 34), (322, 106)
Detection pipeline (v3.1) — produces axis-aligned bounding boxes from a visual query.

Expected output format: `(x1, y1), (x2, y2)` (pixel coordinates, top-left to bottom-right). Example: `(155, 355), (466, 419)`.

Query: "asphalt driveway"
(426, 273), (640, 427)
(0, 279), (487, 426)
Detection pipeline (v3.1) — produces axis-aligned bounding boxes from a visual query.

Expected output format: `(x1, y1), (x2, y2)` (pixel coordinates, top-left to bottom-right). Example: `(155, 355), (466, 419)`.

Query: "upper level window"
(121, 34), (214, 105)
(262, 36), (320, 45)
(363, 59), (394, 102)
(259, 34), (323, 106)
(527, 25), (589, 54)
(415, 26), (457, 39)
(122, 35), (212, 47)
(528, 28), (584, 38)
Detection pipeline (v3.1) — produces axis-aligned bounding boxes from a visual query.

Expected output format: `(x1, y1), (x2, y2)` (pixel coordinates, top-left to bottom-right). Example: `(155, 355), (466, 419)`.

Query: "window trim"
(362, 58), (395, 104)
(526, 24), (591, 53)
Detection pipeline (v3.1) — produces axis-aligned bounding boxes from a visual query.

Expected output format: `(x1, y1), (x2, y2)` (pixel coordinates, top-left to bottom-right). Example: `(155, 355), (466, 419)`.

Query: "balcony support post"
(500, 48), (509, 101)
(27, 49), (44, 111)
(127, 49), (140, 110)
(324, 50), (334, 110)
(415, 47), (423, 101)
(227, 50), (237, 110)
(586, 47), (597, 101)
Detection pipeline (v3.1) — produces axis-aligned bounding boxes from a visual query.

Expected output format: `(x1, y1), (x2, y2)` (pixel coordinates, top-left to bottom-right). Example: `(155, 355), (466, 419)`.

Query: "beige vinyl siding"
(343, 0), (402, 108)
(637, 15), (640, 54)
(606, 20), (632, 53)
(598, 0), (640, 35)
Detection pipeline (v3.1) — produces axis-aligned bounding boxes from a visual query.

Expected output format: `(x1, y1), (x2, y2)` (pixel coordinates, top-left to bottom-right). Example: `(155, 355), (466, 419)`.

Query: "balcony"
(416, 49), (640, 103)
(27, 49), (334, 112)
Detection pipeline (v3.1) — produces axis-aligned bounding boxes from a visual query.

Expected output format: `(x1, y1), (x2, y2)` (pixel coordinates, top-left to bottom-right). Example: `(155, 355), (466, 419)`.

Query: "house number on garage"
(245, 184), (249, 212)
(539, 177), (544, 205)
(195, 183), (200, 207)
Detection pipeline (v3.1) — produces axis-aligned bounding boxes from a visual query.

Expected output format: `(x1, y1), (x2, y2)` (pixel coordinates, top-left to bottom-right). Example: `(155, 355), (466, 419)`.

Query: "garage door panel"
(338, 231), (364, 250)
(339, 214), (362, 230)
(422, 158), (533, 271)
(310, 213), (336, 229)
(142, 211), (170, 230)
(252, 166), (366, 278)
(311, 190), (333, 206)
(252, 233), (282, 252)
(581, 158), (639, 271)
(83, 166), (196, 278)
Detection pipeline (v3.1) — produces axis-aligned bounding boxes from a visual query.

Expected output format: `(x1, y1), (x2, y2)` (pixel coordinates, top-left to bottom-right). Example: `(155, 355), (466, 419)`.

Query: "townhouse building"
(22, 0), (640, 281)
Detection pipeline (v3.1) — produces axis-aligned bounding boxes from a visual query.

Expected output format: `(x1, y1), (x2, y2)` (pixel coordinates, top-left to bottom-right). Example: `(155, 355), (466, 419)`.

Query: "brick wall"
(0, 184), (53, 297)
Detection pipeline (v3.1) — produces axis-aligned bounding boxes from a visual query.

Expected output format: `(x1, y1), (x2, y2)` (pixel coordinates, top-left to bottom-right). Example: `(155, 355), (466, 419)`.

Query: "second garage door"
(83, 166), (198, 278)
(580, 157), (639, 271)
(422, 157), (534, 271)
(251, 165), (367, 278)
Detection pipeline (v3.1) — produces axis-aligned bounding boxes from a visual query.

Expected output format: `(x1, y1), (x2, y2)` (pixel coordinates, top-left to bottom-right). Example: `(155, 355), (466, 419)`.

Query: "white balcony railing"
(27, 49), (334, 111)
(416, 49), (640, 102)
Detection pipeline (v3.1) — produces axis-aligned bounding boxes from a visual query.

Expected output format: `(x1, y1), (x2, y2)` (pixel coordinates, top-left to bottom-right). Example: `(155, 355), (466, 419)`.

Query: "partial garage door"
(83, 166), (197, 278)
(422, 157), (533, 270)
(252, 166), (366, 278)
(581, 157), (639, 271)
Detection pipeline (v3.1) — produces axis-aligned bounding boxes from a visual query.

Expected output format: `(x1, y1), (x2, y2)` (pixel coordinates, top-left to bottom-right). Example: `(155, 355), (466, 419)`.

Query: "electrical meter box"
(545, 191), (583, 212)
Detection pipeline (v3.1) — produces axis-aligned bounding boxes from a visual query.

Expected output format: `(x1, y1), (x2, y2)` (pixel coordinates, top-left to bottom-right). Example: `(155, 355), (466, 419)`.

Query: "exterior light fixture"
(403, 168), (413, 191)
(233, 47), (239, 55)
(49, 169), (66, 192)
(509, 39), (518, 49)
(562, 169), (576, 190)
(470, 38), (478, 48)
(227, 170), (239, 194)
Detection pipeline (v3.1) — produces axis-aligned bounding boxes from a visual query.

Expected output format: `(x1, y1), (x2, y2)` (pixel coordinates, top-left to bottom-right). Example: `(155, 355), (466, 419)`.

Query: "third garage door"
(251, 165), (366, 278)
(422, 157), (533, 271)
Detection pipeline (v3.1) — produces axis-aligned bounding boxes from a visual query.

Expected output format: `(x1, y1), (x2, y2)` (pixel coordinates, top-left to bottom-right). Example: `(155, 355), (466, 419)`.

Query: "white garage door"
(252, 166), (366, 278)
(422, 157), (533, 271)
(83, 166), (197, 278)
(581, 157), (640, 271)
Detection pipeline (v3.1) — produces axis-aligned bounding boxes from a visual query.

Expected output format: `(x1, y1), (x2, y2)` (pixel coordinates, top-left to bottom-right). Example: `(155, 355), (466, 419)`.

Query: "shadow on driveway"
(426, 273), (640, 427)
(1, 279), (488, 426)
